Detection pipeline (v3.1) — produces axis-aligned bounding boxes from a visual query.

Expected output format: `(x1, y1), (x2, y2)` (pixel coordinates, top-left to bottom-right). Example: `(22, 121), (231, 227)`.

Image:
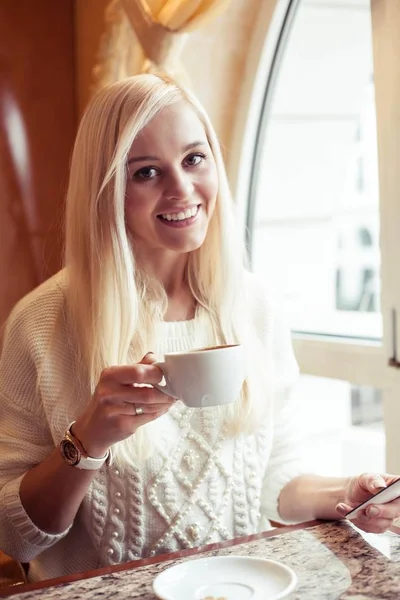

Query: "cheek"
(125, 188), (152, 218)
(124, 193), (153, 237)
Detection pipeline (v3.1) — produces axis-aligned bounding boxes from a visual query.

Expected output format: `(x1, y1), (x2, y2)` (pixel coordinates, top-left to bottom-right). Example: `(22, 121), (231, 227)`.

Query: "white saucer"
(153, 555), (297, 600)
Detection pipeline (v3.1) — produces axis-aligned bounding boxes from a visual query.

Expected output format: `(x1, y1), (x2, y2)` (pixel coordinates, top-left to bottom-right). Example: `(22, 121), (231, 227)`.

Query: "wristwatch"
(59, 421), (113, 470)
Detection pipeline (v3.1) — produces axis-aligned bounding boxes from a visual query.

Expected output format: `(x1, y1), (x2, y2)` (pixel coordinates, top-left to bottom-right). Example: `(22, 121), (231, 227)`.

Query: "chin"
(165, 231), (208, 254)
(168, 240), (204, 254)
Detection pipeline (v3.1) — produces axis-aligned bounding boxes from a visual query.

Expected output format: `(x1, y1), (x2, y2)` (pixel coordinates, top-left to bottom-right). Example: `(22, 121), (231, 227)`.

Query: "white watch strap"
(74, 451), (110, 470)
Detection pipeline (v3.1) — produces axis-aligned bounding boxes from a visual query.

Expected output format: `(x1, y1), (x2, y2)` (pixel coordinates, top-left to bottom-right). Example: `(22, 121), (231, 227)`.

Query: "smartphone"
(345, 478), (400, 520)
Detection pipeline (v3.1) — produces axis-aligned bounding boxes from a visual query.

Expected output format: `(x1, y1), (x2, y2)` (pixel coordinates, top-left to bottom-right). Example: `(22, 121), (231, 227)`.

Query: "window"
(232, 0), (400, 475)
(250, 0), (380, 340)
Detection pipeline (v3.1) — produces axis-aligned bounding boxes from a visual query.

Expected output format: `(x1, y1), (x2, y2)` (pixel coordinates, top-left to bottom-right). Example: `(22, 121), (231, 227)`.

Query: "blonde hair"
(64, 74), (270, 464)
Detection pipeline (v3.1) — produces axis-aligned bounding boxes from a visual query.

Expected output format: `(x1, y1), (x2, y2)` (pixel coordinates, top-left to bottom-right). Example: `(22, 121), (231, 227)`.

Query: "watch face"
(60, 439), (81, 466)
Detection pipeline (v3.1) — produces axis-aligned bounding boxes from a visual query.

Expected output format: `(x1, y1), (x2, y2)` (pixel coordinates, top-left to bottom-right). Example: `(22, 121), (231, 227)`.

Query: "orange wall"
(0, 0), (77, 324)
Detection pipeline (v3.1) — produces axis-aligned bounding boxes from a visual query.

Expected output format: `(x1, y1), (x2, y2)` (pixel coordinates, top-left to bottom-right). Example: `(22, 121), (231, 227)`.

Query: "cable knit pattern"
(100, 468), (126, 565)
(126, 467), (145, 561)
(89, 469), (108, 555)
(202, 409), (219, 512)
(244, 436), (262, 529)
(0, 269), (305, 581)
(232, 436), (249, 536)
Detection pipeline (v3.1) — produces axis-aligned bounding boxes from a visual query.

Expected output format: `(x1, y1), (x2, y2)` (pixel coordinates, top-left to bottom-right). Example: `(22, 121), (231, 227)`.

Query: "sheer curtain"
(93, 0), (230, 90)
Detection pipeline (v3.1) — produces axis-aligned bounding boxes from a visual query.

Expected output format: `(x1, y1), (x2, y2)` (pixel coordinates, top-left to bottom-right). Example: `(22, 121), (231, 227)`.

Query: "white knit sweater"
(0, 270), (303, 582)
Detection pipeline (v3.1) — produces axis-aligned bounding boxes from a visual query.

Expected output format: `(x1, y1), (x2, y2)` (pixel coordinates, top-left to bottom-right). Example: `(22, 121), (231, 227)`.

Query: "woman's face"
(125, 101), (218, 258)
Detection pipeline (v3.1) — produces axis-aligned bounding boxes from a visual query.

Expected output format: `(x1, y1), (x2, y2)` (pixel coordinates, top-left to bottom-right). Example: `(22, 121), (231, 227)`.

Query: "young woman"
(0, 74), (398, 582)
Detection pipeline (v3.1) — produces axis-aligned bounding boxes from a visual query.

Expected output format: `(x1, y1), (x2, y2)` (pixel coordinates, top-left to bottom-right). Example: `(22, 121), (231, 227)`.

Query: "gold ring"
(135, 406), (144, 416)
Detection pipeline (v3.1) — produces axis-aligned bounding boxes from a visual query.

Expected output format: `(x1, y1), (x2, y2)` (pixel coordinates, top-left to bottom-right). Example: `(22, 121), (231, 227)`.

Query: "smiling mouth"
(157, 205), (200, 222)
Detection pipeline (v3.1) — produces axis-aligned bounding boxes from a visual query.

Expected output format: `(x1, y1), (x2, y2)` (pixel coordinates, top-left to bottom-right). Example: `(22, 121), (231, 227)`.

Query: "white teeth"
(160, 206), (198, 221)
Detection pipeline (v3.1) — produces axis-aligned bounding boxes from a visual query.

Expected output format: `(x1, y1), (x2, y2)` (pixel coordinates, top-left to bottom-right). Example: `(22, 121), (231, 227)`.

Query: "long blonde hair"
(64, 74), (270, 462)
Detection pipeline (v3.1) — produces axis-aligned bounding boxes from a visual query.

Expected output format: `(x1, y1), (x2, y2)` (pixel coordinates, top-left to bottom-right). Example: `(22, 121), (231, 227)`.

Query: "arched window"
(232, 0), (400, 476)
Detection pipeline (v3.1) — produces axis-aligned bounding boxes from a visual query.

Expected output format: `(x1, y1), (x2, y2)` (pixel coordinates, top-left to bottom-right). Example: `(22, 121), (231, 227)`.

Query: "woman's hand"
(72, 352), (175, 457)
(336, 473), (400, 533)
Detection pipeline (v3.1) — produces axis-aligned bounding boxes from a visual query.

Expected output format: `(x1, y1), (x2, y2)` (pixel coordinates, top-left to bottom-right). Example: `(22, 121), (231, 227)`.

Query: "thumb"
(140, 352), (157, 365)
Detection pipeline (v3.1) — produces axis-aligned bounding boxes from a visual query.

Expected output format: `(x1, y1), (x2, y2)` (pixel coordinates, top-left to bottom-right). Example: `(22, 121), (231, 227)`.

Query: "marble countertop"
(2, 521), (400, 599)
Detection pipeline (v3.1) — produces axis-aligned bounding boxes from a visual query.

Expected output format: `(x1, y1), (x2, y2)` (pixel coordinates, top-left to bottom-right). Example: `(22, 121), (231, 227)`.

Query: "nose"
(165, 168), (194, 200)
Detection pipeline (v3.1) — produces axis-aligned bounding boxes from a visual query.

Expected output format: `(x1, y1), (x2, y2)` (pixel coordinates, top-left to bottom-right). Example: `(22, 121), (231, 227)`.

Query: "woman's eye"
(184, 152), (206, 167)
(133, 166), (159, 180)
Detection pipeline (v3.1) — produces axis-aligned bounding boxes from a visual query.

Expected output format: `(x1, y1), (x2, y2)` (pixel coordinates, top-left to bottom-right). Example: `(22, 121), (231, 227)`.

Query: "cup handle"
(153, 361), (178, 398)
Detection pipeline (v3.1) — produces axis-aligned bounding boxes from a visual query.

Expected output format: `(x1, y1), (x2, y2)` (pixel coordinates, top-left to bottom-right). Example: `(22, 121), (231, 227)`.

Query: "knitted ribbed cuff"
(2, 475), (72, 550)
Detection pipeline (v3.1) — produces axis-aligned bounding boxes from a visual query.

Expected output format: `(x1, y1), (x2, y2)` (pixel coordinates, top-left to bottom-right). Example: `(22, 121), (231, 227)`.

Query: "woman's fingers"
(97, 382), (174, 406)
(353, 511), (394, 533)
(337, 497), (400, 534)
(335, 503), (352, 517)
(131, 405), (170, 425)
(357, 472), (389, 494)
(107, 405), (171, 434)
(341, 473), (400, 531)
(140, 352), (157, 365)
(364, 499), (400, 521)
(117, 401), (174, 416)
(101, 362), (164, 385)
(76, 354), (174, 454)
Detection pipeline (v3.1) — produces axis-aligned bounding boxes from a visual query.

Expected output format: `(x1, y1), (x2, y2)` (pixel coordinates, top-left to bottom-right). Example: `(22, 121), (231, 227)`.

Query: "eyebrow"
(127, 141), (207, 165)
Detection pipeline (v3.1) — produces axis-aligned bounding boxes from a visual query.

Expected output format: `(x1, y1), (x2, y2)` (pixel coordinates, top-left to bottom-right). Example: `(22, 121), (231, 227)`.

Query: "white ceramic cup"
(153, 344), (245, 408)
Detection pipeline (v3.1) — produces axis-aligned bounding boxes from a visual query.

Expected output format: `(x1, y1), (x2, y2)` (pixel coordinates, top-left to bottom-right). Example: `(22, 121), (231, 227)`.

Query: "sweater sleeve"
(255, 284), (306, 525)
(0, 300), (71, 563)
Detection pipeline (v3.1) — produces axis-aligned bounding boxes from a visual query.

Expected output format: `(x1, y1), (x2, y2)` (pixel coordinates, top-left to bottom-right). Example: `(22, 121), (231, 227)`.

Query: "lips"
(157, 205), (200, 222)
(156, 204), (201, 228)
